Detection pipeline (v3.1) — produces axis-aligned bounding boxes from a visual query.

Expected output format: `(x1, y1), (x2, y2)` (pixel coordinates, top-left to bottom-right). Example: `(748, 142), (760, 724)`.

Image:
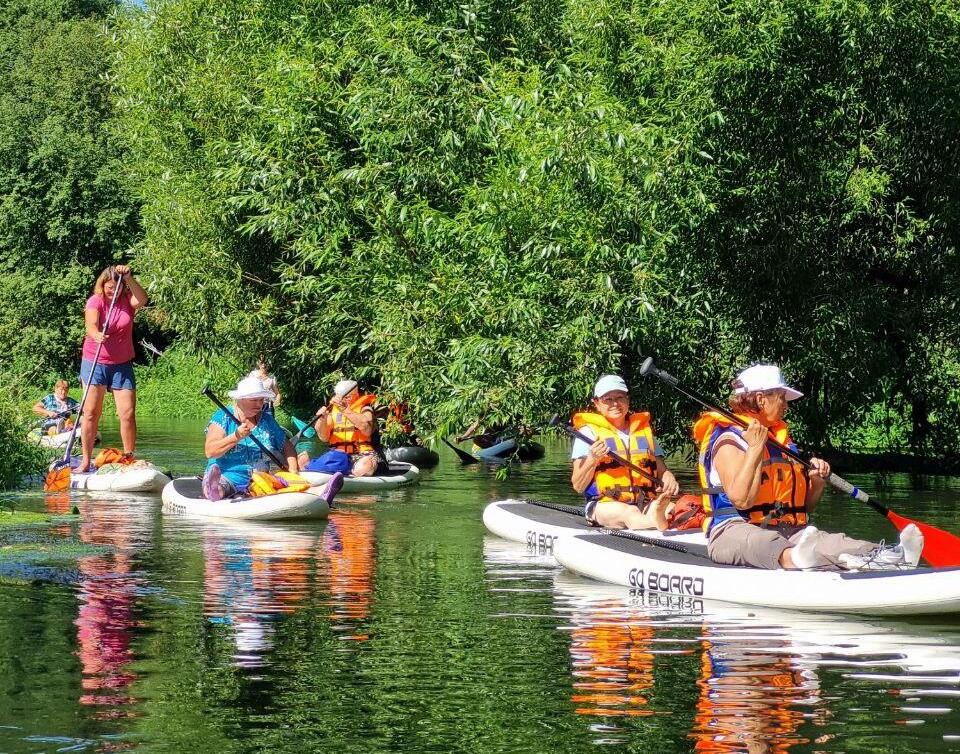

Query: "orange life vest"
(328, 393), (377, 455)
(94, 448), (135, 468)
(692, 411), (808, 532)
(572, 411), (658, 505)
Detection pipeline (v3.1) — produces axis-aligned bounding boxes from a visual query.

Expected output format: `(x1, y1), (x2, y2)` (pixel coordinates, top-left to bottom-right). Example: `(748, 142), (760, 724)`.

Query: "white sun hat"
(227, 375), (276, 401)
(733, 364), (803, 401)
(333, 379), (358, 399)
(593, 374), (629, 398)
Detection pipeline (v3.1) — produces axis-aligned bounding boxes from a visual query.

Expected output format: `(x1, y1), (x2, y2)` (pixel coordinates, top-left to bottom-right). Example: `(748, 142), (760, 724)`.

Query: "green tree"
(113, 0), (960, 455)
(0, 0), (138, 384)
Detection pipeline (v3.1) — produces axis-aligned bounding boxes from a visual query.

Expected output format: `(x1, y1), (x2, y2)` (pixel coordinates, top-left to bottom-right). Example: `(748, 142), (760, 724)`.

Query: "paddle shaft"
(640, 359), (889, 514)
(443, 437), (479, 464)
(201, 387), (289, 470)
(61, 277), (124, 463)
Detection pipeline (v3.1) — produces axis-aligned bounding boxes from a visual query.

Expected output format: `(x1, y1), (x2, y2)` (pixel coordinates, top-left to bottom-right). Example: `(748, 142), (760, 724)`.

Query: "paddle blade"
(292, 416), (316, 439)
(442, 437), (479, 465)
(886, 509), (960, 567)
(43, 464), (71, 492)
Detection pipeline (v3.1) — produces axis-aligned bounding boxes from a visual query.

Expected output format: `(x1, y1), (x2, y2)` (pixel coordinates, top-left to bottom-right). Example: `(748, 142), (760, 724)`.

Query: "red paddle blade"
(43, 464), (71, 492)
(886, 509), (960, 568)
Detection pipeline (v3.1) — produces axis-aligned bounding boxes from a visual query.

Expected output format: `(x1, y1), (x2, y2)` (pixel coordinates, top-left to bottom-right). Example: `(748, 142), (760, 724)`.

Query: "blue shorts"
(80, 359), (136, 392)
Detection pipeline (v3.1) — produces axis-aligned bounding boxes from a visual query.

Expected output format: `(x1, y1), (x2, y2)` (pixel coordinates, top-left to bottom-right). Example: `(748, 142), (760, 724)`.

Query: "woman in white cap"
(571, 374), (680, 529)
(693, 363), (923, 570)
(310, 379), (379, 477)
(202, 375), (303, 500)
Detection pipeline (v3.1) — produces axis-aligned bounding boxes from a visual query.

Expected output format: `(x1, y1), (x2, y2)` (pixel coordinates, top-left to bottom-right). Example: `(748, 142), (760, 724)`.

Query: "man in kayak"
(694, 363), (924, 570)
(203, 376), (341, 502)
(310, 379), (379, 477)
(570, 375), (680, 529)
(33, 379), (79, 434)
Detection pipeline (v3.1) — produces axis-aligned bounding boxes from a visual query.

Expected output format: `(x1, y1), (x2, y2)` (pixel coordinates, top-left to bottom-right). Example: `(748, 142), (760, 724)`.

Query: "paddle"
(443, 437), (480, 465)
(44, 276), (124, 491)
(31, 408), (74, 430)
(639, 356), (960, 567)
(290, 415), (317, 443)
(201, 385), (289, 471)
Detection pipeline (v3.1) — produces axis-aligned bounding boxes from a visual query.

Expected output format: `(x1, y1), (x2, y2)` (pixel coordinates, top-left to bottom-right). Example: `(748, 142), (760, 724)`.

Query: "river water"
(2, 417), (960, 753)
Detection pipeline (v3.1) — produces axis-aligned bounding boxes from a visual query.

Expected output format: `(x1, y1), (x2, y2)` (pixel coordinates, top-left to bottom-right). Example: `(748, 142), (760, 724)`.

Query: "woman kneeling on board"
(203, 376), (341, 503)
(571, 375), (680, 529)
(695, 364), (923, 571)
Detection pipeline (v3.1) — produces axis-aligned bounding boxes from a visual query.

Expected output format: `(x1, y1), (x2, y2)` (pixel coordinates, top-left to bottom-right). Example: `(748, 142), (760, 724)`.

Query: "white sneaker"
(839, 542), (908, 571)
(898, 524), (924, 567)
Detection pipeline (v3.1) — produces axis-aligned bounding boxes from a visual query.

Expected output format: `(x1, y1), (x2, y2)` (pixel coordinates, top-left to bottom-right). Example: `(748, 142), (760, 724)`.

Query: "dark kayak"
(385, 445), (440, 468)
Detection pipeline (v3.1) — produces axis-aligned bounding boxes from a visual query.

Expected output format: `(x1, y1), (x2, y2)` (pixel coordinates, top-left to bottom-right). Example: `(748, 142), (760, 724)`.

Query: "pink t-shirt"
(81, 293), (136, 365)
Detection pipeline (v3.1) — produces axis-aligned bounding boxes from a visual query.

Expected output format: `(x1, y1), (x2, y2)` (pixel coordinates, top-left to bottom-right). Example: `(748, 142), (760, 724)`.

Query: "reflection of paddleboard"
(161, 478), (330, 521)
(551, 570), (960, 674)
(554, 531), (960, 616)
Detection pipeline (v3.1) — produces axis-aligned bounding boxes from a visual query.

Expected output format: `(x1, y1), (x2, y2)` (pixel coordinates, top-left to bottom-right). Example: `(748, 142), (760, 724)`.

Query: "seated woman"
(570, 374), (680, 529)
(33, 379), (79, 433)
(310, 380), (379, 477)
(695, 363), (923, 571)
(203, 376), (342, 502)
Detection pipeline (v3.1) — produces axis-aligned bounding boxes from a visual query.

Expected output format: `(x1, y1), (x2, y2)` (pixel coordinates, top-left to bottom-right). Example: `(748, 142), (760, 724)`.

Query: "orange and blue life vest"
(693, 412), (809, 533)
(572, 411), (659, 505)
(329, 393), (377, 455)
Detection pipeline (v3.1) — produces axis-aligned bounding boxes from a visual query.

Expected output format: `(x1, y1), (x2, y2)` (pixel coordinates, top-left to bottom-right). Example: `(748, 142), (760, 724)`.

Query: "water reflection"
(199, 509), (377, 668)
(483, 536), (960, 752)
(201, 519), (321, 668)
(45, 493), (154, 723)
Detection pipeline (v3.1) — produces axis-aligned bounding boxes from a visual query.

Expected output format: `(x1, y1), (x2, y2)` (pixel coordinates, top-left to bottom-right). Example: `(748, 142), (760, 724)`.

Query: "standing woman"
(78, 265), (148, 472)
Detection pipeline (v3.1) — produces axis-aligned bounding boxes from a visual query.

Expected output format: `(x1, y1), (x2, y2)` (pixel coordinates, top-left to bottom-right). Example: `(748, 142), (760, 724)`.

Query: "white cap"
(227, 376), (276, 401)
(593, 374), (629, 398)
(733, 364), (803, 401)
(333, 379), (358, 399)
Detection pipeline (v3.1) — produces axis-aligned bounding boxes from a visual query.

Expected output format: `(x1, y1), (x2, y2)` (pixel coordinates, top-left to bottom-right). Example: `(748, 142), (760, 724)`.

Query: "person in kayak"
(78, 264), (148, 472)
(455, 419), (511, 449)
(33, 379), (79, 433)
(570, 374), (680, 529)
(694, 363), (924, 570)
(309, 379), (379, 477)
(203, 376), (342, 502)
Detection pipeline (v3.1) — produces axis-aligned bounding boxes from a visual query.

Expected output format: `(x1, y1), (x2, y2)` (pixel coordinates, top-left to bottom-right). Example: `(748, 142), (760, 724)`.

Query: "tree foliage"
(112, 0), (960, 452)
(0, 0), (137, 384)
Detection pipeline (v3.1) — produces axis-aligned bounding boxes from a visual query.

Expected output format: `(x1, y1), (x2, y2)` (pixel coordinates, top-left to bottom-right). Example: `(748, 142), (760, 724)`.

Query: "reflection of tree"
(690, 637), (821, 753)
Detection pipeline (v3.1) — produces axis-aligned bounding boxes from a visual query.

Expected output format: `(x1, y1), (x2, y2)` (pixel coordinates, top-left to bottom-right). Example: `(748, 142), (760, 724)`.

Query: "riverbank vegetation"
(0, 391), (47, 490)
(3, 0), (960, 461)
